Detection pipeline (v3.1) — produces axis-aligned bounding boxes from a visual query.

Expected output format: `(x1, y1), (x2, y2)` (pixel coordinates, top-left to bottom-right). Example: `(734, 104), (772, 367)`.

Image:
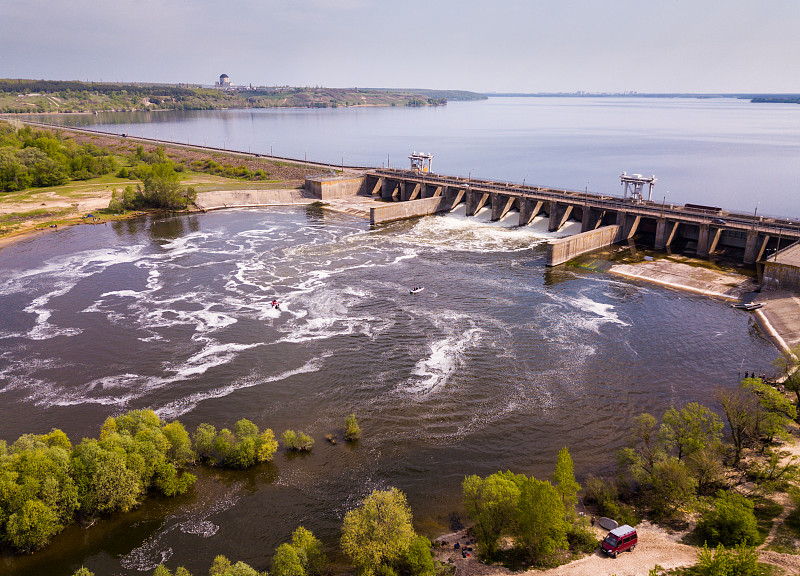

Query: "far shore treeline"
(0, 79), (487, 114)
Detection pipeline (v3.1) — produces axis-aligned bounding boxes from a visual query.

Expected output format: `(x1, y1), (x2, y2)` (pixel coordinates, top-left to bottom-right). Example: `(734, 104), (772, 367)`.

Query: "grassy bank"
(0, 121), (318, 241)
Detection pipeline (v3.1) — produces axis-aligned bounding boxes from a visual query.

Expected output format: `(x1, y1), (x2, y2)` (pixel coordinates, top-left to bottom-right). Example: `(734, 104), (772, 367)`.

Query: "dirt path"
(436, 523), (698, 576)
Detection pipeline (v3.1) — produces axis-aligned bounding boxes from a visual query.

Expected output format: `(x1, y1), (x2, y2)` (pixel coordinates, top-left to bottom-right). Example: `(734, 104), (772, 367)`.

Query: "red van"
(600, 525), (637, 558)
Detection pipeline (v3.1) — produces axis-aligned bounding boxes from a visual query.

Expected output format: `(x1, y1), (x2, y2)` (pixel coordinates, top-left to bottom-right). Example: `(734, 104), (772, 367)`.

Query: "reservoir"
(33, 96), (800, 217)
(0, 203), (778, 575)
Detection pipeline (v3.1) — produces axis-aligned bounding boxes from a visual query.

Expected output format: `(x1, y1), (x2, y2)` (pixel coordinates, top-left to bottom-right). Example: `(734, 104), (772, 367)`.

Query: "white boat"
(409, 287), (424, 294)
(731, 302), (762, 311)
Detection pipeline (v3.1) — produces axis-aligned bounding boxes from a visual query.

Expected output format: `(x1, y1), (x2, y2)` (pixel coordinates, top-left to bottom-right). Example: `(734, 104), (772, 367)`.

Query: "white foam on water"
(1, 245), (146, 341)
(403, 327), (483, 395)
(155, 356), (326, 419)
(559, 293), (630, 330)
(394, 208), (551, 253)
(171, 341), (261, 378)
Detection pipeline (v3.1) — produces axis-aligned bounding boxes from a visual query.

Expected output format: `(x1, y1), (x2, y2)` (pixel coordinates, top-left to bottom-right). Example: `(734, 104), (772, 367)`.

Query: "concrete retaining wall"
(763, 261), (800, 291)
(194, 189), (313, 210)
(305, 175), (366, 199)
(370, 197), (450, 225)
(546, 225), (622, 266)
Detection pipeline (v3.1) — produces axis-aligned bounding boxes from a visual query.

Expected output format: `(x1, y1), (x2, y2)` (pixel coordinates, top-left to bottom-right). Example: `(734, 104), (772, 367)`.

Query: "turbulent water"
(0, 206), (778, 575)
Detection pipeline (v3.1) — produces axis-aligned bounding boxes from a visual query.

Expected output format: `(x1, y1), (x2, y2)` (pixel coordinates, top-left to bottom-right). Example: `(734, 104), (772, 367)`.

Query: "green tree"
(714, 387), (759, 465)
(0, 148), (29, 191)
(659, 402), (723, 460)
(649, 457), (697, 519)
(696, 491), (760, 547)
(774, 345), (800, 409)
(162, 421), (195, 465)
(272, 543), (305, 576)
(140, 161), (195, 209)
(512, 476), (569, 561)
(71, 568), (95, 576)
(345, 414), (361, 441)
(71, 438), (141, 516)
(255, 429), (278, 463)
(552, 447), (581, 519)
(209, 555), (265, 576)
(341, 488), (417, 576)
(193, 423), (217, 461)
(290, 526), (325, 576)
(742, 377), (796, 442)
(397, 536), (434, 576)
(462, 471), (520, 558)
(282, 430), (314, 452)
(5, 498), (59, 552)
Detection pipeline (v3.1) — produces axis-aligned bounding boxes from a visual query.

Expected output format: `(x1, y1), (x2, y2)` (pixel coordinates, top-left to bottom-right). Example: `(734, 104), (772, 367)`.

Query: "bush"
(566, 525), (598, 554)
(345, 414), (361, 442)
(696, 491), (760, 547)
(192, 420), (278, 468)
(596, 499), (640, 528)
(689, 543), (762, 576)
(582, 475), (619, 506)
(282, 430), (314, 452)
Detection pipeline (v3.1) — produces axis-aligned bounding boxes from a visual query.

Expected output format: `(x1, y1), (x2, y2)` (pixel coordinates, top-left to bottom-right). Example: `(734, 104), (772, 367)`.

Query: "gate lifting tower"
(620, 172), (656, 203)
(409, 152), (433, 173)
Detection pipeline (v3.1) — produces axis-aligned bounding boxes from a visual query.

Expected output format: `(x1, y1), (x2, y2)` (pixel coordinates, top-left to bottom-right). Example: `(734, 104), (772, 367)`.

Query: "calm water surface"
(0, 206), (777, 575)
(35, 97), (800, 217)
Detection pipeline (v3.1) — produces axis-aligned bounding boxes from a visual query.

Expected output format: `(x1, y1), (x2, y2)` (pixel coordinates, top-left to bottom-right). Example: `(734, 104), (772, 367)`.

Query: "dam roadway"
(354, 168), (800, 266)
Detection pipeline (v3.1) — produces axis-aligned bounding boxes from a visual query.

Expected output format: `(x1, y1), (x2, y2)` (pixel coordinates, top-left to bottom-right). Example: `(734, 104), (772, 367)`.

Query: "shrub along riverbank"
(0, 410), (361, 554)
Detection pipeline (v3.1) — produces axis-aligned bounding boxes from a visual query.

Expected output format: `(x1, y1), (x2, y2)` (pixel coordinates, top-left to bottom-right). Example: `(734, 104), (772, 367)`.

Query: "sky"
(1, 0), (799, 93)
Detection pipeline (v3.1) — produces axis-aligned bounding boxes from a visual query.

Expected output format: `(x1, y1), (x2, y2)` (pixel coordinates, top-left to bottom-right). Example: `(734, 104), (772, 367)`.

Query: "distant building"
(215, 74), (232, 89)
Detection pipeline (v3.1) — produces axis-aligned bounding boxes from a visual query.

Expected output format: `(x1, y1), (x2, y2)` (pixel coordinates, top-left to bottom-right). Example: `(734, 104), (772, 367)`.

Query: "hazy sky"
(2, 0), (798, 92)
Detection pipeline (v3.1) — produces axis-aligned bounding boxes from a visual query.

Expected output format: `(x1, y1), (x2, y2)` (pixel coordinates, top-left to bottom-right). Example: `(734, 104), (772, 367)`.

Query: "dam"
(305, 169), (800, 271)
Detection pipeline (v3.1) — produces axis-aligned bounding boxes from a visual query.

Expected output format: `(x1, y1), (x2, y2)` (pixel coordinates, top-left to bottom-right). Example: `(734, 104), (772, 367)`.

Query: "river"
(31, 96), (800, 218)
(0, 200), (777, 575)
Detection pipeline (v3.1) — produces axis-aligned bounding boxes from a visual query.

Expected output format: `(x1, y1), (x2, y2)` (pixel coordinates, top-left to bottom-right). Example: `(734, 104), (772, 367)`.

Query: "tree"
(162, 421), (194, 465)
(345, 414), (361, 442)
(272, 543), (305, 576)
(512, 476), (569, 561)
(5, 499), (59, 551)
(71, 439), (141, 516)
(742, 378), (797, 442)
(341, 488), (416, 576)
(462, 471), (520, 558)
(0, 148), (29, 191)
(290, 526), (325, 576)
(659, 403), (723, 461)
(715, 387), (759, 465)
(686, 446), (726, 495)
(255, 429), (278, 463)
(696, 492), (760, 547)
(774, 345), (800, 409)
(649, 457), (697, 519)
(209, 555), (265, 576)
(552, 447), (581, 519)
(282, 430), (314, 452)
(193, 423), (217, 461)
(140, 161), (195, 209)
(397, 536), (435, 576)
